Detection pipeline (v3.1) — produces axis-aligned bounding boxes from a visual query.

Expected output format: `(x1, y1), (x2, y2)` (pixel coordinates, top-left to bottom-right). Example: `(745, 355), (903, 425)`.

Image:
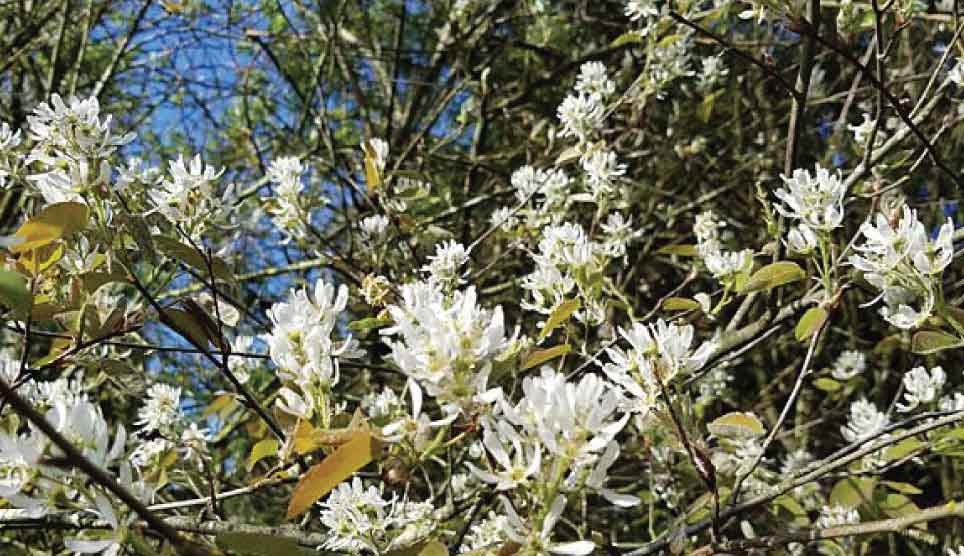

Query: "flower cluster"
(850, 205), (954, 329)
(265, 278), (364, 420)
(382, 282), (508, 416)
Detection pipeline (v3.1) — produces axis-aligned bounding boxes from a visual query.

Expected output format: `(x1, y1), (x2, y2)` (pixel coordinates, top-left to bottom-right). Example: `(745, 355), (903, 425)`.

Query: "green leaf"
(883, 481), (922, 495)
(247, 438), (280, 472)
(162, 307), (215, 354)
(795, 307), (828, 342)
(656, 244), (699, 257)
(829, 477), (876, 508)
(10, 202), (89, 254)
(662, 297), (702, 312)
(707, 412), (766, 438)
(539, 299), (580, 340)
(882, 437), (923, 462)
(813, 377), (841, 392)
(740, 261), (806, 293)
(216, 532), (301, 556)
(153, 236), (233, 282)
(610, 31), (643, 48)
(911, 330), (964, 354)
(0, 269), (32, 317)
(522, 344), (572, 370)
(348, 317), (393, 333)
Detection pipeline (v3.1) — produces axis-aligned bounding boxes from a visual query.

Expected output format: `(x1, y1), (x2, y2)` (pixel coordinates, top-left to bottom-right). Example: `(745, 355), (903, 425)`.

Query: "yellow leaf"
(19, 243), (64, 275)
(539, 299), (580, 340)
(216, 531), (300, 556)
(522, 344), (571, 370)
(362, 140), (382, 195)
(707, 412), (766, 438)
(286, 431), (381, 519)
(661, 297), (702, 312)
(247, 438), (280, 472)
(203, 393), (237, 418)
(11, 202), (89, 254)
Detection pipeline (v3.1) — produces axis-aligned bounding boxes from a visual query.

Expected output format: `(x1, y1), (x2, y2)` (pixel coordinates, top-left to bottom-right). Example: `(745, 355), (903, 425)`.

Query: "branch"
(0, 376), (208, 555)
(706, 501), (964, 553)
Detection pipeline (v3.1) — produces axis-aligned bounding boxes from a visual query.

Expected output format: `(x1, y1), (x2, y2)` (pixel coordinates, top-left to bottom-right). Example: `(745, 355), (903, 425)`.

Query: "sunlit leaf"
(707, 412), (766, 438)
(662, 297), (702, 312)
(286, 431), (381, 519)
(247, 438), (280, 472)
(10, 202), (89, 254)
(522, 344), (572, 370)
(539, 299), (580, 340)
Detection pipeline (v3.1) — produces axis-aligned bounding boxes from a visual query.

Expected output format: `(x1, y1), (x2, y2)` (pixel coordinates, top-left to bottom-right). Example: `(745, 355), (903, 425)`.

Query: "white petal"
(549, 541), (596, 555)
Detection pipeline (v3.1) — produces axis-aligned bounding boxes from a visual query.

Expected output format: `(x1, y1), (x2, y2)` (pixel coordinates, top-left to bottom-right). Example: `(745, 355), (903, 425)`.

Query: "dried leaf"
(286, 431), (381, 519)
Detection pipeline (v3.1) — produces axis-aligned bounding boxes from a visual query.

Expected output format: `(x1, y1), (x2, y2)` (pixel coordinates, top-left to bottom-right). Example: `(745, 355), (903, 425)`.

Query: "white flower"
(228, 335), (257, 385)
(603, 320), (715, 415)
(699, 55), (729, 89)
(816, 505), (859, 528)
(65, 493), (122, 556)
(381, 379), (454, 450)
(830, 350), (866, 381)
(466, 419), (541, 491)
(47, 397), (126, 469)
(459, 512), (509, 555)
(949, 60), (964, 87)
(949, 547), (964, 556)
(422, 240), (470, 286)
(897, 366), (946, 412)
(499, 367), (628, 464)
(625, 0), (659, 20)
(557, 94), (605, 142)
(600, 212), (640, 258)
(319, 477), (435, 554)
(583, 441), (640, 507)
(575, 62), (615, 98)
(840, 398), (888, 443)
(849, 113), (883, 149)
(850, 205), (952, 329)
(268, 156), (304, 196)
(150, 154), (224, 220)
(360, 215), (391, 243)
(180, 422), (210, 465)
(786, 224), (818, 254)
(775, 164), (846, 231)
(704, 248), (754, 280)
(27, 94), (133, 158)
(512, 165), (570, 204)
(136, 383), (182, 434)
(940, 392), (964, 412)
(130, 438), (171, 468)
(500, 494), (595, 556)
(581, 149), (626, 199)
(383, 282), (508, 414)
(265, 279), (362, 418)
(365, 138), (390, 172)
